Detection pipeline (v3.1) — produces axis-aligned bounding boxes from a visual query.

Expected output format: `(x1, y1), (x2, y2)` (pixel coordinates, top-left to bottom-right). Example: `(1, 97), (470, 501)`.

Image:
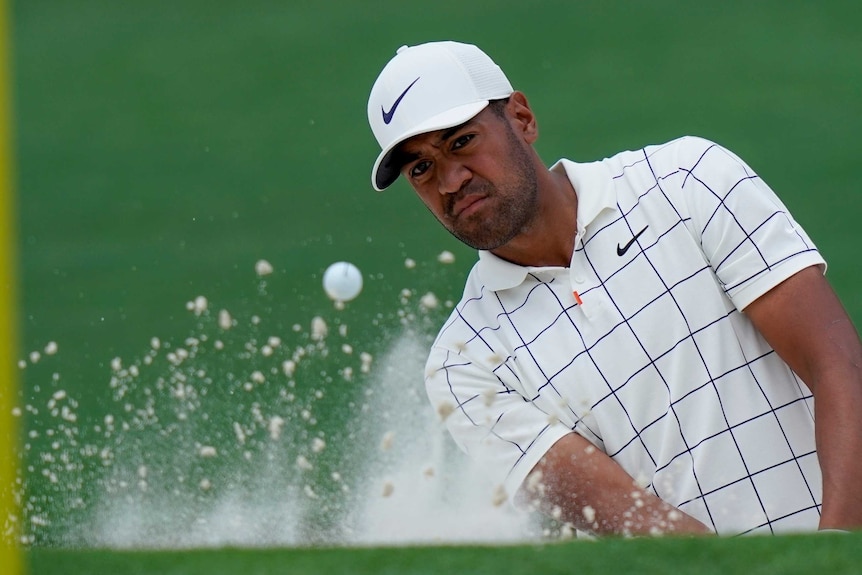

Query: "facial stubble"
(443, 126), (539, 251)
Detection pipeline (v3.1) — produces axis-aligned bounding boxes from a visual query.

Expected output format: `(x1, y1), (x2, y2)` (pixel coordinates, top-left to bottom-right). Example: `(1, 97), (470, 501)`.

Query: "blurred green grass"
(11, 0), (862, 548)
(26, 531), (862, 575)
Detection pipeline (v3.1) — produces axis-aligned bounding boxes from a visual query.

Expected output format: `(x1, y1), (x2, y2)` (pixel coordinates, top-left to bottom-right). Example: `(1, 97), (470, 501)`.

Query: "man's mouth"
(451, 193), (487, 219)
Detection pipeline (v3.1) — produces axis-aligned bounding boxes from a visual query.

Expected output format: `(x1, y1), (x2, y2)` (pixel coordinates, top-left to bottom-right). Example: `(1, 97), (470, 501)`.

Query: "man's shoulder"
(598, 136), (738, 184)
(638, 135), (723, 162)
(448, 261), (490, 314)
(430, 263), (496, 342)
(555, 136), (723, 178)
(606, 135), (721, 159)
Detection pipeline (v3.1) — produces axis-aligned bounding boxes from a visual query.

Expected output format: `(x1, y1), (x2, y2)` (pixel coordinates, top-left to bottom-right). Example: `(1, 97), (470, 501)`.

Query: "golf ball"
(322, 261), (363, 302)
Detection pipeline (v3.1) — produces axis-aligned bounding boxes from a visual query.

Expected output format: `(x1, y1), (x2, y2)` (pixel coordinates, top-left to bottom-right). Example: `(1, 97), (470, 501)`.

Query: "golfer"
(366, 41), (862, 536)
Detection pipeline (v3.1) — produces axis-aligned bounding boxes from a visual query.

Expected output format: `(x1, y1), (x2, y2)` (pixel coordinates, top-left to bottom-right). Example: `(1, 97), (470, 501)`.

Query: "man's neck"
(489, 169), (578, 267)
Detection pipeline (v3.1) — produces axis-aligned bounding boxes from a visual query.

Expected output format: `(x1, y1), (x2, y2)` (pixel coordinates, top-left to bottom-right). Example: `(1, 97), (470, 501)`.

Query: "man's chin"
(450, 229), (513, 252)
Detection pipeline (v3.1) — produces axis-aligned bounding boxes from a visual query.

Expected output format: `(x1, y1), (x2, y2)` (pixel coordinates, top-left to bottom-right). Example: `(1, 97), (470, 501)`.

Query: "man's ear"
(507, 91), (538, 144)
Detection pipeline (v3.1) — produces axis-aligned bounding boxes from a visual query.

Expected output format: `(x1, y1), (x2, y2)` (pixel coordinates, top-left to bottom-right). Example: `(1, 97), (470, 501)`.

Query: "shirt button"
(573, 275), (585, 284)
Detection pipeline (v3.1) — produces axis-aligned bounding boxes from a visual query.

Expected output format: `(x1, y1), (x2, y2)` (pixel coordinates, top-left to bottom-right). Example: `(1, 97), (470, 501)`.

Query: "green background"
(10, 0), (862, 571)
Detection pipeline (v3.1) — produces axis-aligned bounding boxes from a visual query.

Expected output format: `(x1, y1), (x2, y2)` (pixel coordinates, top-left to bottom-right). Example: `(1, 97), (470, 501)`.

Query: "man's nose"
(437, 157), (471, 196)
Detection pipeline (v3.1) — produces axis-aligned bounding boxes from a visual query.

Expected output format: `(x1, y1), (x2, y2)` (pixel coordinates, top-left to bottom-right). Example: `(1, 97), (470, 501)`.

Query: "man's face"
(396, 101), (539, 251)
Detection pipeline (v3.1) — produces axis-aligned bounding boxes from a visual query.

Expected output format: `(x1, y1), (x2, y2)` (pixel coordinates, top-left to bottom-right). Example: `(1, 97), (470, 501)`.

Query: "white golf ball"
(322, 261), (363, 302)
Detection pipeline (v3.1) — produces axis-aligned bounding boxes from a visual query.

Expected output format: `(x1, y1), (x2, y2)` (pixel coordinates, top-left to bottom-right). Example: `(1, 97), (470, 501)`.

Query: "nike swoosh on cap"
(381, 77), (420, 125)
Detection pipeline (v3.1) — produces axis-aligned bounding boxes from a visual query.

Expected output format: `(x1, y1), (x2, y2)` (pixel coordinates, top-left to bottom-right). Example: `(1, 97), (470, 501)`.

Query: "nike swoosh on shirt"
(381, 77), (420, 125)
(616, 225), (648, 256)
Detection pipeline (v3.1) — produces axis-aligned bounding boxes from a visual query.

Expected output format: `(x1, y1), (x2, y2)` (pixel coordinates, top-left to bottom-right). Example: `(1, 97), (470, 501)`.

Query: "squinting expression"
(398, 106), (539, 251)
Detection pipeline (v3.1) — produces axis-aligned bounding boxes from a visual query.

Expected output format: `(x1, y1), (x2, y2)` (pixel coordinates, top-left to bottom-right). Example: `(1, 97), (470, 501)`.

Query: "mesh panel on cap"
(449, 43), (513, 99)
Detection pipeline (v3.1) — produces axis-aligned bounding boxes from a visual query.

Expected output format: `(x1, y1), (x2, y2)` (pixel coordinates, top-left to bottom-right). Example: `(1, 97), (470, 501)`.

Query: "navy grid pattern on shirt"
(425, 137), (825, 535)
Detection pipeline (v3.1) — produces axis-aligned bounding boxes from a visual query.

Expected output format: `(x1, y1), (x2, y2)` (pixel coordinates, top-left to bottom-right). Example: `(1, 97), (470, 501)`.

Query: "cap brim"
(371, 100), (490, 191)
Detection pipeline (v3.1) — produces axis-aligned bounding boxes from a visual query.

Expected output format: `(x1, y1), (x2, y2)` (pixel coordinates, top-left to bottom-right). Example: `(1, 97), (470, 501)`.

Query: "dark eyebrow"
(440, 118), (473, 142)
(439, 117), (475, 142)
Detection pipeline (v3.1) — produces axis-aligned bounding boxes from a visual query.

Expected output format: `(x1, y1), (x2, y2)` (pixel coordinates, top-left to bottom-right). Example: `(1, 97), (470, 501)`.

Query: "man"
(366, 41), (862, 537)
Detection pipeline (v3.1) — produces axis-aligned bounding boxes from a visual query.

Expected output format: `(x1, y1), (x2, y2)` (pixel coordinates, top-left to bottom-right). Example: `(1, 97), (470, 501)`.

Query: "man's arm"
(744, 265), (862, 530)
(519, 432), (712, 536)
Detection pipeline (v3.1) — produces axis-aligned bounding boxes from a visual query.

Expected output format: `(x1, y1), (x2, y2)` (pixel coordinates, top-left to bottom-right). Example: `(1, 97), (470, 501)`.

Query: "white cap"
(367, 41), (514, 191)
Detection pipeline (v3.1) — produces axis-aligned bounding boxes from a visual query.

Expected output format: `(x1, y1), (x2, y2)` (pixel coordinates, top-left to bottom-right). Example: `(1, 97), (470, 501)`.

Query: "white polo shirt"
(425, 136), (825, 535)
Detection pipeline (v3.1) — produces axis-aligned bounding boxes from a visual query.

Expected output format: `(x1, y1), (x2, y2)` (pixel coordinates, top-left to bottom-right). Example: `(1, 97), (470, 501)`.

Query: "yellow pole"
(0, 0), (21, 571)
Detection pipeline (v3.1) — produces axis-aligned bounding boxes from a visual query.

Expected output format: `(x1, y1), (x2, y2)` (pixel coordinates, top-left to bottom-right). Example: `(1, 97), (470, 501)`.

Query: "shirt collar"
(477, 158), (617, 291)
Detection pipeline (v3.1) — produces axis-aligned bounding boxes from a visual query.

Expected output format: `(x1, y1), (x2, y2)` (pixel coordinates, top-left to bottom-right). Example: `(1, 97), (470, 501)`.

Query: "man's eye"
(452, 134), (474, 150)
(410, 160), (431, 178)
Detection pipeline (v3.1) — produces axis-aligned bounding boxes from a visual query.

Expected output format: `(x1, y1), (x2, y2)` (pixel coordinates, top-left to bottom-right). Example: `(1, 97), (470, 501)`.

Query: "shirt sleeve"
(673, 136), (826, 310)
(424, 343), (576, 506)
